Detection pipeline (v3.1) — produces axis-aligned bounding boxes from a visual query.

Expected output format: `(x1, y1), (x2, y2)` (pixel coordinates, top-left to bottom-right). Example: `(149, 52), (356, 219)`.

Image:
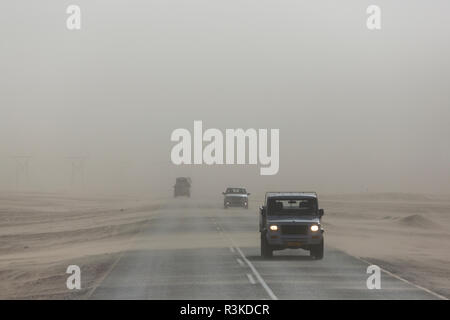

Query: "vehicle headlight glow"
(310, 225), (319, 232)
(269, 225), (278, 231)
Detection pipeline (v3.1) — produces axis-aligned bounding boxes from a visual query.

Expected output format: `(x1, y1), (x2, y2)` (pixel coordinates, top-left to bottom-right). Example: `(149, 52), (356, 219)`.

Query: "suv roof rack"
(265, 191), (317, 195)
(265, 192), (318, 200)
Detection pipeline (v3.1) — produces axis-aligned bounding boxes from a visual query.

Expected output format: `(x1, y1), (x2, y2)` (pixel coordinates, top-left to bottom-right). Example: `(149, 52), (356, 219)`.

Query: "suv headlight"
(310, 225), (319, 232)
(269, 225), (278, 231)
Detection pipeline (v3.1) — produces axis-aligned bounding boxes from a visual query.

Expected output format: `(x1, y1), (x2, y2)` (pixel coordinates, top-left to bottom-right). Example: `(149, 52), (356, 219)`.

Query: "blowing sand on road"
(0, 192), (448, 300)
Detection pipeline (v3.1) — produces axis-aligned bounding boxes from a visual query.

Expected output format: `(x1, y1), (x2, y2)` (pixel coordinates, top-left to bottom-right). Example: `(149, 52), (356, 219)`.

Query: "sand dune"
(397, 214), (440, 229)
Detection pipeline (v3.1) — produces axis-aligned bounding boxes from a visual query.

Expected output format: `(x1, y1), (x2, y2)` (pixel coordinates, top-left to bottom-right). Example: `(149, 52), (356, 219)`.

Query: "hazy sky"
(1, 1), (449, 196)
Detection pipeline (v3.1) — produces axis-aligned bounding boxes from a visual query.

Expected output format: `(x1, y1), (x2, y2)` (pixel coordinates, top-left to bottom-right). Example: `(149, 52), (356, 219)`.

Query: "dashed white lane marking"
(216, 217), (277, 300)
(356, 257), (448, 300)
(215, 213), (445, 300)
(247, 273), (256, 284)
(232, 244), (278, 300)
(236, 258), (245, 267)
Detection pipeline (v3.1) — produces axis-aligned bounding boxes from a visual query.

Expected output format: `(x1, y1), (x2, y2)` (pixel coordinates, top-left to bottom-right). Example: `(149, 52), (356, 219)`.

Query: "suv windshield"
(267, 198), (317, 216)
(226, 188), (247, 194)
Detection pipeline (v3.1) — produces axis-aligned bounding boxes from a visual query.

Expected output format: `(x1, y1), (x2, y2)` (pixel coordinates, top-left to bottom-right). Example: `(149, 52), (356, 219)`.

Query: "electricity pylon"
(10, 156), (31, 190)
(67, 156), (86, 188)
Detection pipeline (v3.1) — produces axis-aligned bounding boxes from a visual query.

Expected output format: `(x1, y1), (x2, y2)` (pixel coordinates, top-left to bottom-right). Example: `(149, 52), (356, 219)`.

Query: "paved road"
(90, 199), (440, 299)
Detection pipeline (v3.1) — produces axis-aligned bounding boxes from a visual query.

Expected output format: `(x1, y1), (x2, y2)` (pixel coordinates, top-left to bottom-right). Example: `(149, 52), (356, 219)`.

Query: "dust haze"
(1, 0), (450, 197)
(1, 1), (450, 300)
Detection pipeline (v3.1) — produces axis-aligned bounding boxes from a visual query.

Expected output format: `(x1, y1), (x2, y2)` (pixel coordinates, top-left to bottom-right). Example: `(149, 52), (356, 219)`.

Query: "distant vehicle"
(174, 177), (191, 197)
(259, 192), (325, 259)
(222, 187), (250, 209)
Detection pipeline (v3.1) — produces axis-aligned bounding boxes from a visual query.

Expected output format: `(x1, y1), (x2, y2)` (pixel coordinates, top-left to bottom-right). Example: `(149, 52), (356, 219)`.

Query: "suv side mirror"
(247, 193), (251, 196)
(259, 206), (266, 216)
(222, 192), (225, 195)
(318, 209), (324, 217)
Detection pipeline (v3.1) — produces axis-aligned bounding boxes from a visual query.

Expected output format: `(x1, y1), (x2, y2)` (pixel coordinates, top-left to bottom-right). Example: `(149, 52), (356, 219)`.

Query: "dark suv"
(174, 177), (191, 197)
(259, 192), (324, 259)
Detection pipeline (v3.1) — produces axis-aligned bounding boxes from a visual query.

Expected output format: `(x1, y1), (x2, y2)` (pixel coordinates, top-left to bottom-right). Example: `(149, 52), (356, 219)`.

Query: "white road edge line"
(233, 245), (278, 300)
(220, 220), (445, 300)
(356, 256), (448, 300)
(86, 217), (155, 299)
(236, 258), (245, 267)
(86, 249), (125, 299)
(219, 214), (446, 300)
(247, 273), (256, 284)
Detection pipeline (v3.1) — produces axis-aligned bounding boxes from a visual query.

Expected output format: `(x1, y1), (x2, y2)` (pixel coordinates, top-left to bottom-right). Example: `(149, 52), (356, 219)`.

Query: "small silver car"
(259, 192), (325, 259)
(223, 187), (250, 209)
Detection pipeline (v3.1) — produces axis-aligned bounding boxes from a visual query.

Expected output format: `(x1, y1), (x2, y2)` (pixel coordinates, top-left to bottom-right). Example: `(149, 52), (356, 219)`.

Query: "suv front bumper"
(266, 233), (323, 248)
(224, 199), (248, 207)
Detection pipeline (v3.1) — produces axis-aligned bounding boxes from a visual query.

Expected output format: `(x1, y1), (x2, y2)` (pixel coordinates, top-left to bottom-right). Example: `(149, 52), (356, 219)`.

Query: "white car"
(222, 187), (250, 209)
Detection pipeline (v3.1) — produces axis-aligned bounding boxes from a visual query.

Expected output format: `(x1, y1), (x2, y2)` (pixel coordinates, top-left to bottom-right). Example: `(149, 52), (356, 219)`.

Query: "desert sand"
(320, 193), (450, 298)
(0, 192), (449, 299)
(0, 192), (161, 299)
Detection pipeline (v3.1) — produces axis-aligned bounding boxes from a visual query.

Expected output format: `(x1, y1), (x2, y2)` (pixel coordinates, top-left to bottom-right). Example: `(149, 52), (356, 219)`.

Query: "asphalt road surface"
(89, 199), (440, 300)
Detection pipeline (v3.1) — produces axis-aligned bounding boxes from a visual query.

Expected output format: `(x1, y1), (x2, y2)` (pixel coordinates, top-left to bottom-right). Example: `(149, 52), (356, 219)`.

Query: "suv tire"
(260, 232), (273, 258)
(310, 239), (324, 260)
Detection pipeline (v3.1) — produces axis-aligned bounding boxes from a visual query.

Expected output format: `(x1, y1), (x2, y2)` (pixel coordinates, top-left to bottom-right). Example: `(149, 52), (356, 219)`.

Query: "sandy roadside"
(0, 192), (161, 299)
(320, 193), (450, 299)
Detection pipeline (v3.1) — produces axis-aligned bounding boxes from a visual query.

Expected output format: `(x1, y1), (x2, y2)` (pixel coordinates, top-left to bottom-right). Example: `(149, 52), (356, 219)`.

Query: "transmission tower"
(67, 156), (87, 188)
(10, 156), (31, 189)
